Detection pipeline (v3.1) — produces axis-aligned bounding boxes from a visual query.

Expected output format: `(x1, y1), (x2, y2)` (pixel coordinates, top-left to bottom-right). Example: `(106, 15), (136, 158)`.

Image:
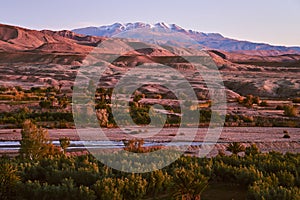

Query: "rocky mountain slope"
(73, 22), (300, 55)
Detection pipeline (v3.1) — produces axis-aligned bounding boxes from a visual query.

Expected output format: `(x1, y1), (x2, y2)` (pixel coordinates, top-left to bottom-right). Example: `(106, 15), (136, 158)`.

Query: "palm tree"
(172, 168), (208, 200)
(226, 142), (245, 155)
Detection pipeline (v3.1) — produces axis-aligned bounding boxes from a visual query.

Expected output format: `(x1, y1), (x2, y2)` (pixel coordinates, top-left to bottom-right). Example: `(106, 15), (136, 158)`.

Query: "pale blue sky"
(1, 0), (300, 46)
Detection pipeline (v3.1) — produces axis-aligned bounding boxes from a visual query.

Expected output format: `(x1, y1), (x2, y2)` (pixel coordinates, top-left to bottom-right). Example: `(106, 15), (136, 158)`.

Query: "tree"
(283, 105), (297, 117)
(0, 163), (20, 200)
(123, 139), (146, 153)
(59, 137), (70, 154)
(239, 95), (261, 107)
(58, 83), (63, 93)
(106, 88), (113, 102)
(96, 109), (109, 127)
(93, 178), (123, 200)
(148, 170), (171, 199)
(243, 95), (254, 107)
(122, 174), (148, 200)
(39, 100), (51, 109)
(226, 142), (245, 155)
(292, 98), (300, 103)
(58, 95), (69, 109)
(245, 144), (260, 156)
(19, 120), (51, 160)
(172, 167), (208, 200)
(283, 130), (291, 138)
(96, 87), (106, 103)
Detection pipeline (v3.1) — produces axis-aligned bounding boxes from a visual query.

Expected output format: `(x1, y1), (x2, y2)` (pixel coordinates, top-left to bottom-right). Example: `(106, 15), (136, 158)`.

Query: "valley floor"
(1, 127), (299, 156)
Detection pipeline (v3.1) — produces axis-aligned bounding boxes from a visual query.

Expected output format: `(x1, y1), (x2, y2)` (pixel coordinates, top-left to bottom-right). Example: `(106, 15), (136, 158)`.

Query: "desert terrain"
(0, 23), (299, 156)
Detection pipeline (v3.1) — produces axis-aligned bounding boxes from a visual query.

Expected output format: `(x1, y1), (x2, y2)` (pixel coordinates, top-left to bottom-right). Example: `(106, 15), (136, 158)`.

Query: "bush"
(0, 163), (20, 200)
(283, 133), (291, 139)
(247, 180), (300, 200)
(39, 100), (52, 109)
(2, 136), (300, 200)
(276, 105), (284, 110)
(259, 100), (268, 107)
(226, 142), (245, 155)
(283, 105), (297, 117)
(245, 144), (260, 156)
(240, 95), (261, 107)
(18, 179), (96, 200)
(292, 98), (300, 103)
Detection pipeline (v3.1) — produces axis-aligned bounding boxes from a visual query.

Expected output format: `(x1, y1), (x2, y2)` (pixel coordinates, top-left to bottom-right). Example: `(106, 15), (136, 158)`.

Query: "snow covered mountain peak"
(72, 22), (300, 53)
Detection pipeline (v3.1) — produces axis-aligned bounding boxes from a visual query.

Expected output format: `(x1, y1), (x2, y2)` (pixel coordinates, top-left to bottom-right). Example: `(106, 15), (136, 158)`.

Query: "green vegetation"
(20, 120), (55, 160)
(0, 86), (73, 128)
(172, 167), (208, 199)
(59, 137), (71, 154)
(0, 86), (299, 128)
(1, 122), (300, 199)
(226, 142), (246, 155)
(283, 130), (291, 139)
(225, 113), (300, 127)
(237, 95), (260, 108)
(292, 98), (300, 103)
(283, 105), (298, 117)
(259, 100), (268, 107)
(1, 146), (300, 199)
(0, 162), (20, 200)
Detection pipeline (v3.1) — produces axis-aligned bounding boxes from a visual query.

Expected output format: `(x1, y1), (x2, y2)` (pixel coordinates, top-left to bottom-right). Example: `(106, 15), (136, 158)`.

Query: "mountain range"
(72, 22), (300, 55)
(1, 22), (300, 57)
(1, 22), (300, 68)
(0, 23), (299, 98)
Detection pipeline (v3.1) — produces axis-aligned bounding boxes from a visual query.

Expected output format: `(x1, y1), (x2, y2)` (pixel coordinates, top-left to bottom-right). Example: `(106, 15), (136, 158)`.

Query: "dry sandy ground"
(1, 127), (299, 156)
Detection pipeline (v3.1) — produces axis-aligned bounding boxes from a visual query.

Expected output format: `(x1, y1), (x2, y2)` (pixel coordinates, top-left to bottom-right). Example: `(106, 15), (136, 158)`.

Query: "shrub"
(283, 105), (297, 117)
(226, 142), (245, 155)
(238, 95), (261, 107)
(276, 105), (284, 110)
(59, 137), (70, 154)
(171, 167), (208, 200)
(247, 180), (300, 200)
(245, 144), (260, 156)
(0, 163), (20, 200)
(19, 120), (60, 160)
(277, 170), (295, 187)
(259, 100), (268, 107)
(292, 98), (300, 103)
(39, 100), (51, 109)
(283, 130), (291, 138)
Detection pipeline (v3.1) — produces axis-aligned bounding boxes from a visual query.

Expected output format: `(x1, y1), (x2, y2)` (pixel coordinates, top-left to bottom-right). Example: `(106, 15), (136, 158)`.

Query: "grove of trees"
(1, 148), (300, 200)
(1, 121), (300, 200)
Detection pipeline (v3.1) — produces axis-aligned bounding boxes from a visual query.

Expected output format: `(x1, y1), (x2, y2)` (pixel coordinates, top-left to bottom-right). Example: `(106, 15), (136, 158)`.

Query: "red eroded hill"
(0, 24), (106, 53)
(0, 24), (108, 64)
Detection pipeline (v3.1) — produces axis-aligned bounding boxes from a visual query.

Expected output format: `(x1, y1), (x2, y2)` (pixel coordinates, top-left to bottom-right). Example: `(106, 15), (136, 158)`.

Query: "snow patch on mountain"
(72, 22), (300, 54)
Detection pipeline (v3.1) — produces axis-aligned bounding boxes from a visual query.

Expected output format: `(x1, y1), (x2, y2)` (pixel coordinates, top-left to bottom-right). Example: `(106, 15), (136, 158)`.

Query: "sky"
(1, 0), (300, 46)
